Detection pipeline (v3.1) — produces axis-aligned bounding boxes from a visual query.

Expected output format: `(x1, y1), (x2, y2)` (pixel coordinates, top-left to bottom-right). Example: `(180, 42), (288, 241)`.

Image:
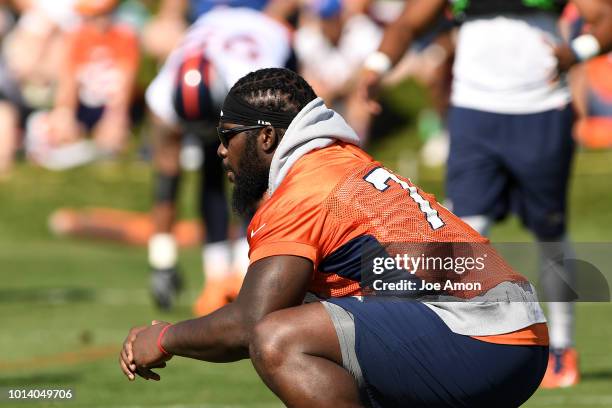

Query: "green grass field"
(1, 85), (612, 407)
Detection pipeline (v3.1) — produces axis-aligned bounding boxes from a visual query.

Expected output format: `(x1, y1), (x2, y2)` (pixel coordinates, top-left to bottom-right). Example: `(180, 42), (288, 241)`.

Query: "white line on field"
(0, 287), (202, 307)
(532, 395), (612, 406)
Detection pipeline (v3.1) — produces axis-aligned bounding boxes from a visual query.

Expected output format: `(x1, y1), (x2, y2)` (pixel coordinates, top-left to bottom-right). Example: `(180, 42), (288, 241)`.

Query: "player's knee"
(249, 313), (296, 371)
(460, 215), (492, 236)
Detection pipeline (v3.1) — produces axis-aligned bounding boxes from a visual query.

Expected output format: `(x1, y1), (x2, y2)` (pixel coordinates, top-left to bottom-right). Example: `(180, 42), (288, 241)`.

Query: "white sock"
(539, 235), (576, 349)
(203, 241), (232, 281)
(547, 302), (575, 349)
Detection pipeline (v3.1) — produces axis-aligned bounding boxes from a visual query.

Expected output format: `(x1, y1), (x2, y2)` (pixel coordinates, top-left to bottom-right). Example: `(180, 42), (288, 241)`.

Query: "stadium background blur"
(0, 0), (611, 407)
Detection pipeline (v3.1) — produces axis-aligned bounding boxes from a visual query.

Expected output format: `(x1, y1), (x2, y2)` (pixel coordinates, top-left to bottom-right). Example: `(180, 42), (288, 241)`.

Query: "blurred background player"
(145, 3), (295, 314)
(3, 0), (79, 105)
(25, 0), (140, 169)
(561, 3), (612, 149)
(359, 0), (612, 389)
(142, 0), (269, 63)
(294, 0), (379, 142)
(121, 68), (549, 407)
(0, 0), (80, 174)
(0, 0), (22, 177)
(294, 0), (455, 148)
(572, 53), (612, 148)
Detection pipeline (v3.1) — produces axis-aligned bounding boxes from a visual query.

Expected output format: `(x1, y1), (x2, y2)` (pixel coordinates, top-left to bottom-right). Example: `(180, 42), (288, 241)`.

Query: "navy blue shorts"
(327, 297), (548, 408)
(77, 103), (105, 131)
(446, 105), (575, 239)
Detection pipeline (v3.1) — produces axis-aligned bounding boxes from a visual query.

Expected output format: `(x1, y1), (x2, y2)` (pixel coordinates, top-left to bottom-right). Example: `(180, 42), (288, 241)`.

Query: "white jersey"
(35, 0), (80, 29)
(146, 7), (292, 126)
(17, 0), (80, 35)
(451, 13), (571, 114)
(295, 14), (382, 91)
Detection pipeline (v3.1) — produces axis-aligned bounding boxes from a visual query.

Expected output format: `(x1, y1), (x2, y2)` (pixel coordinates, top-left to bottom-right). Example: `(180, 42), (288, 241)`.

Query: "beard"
(231, 135), (269, 218)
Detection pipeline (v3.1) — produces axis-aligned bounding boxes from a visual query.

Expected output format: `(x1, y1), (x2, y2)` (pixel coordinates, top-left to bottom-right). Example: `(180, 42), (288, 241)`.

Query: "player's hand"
(120, 322), (172, 381)
(132, 322), (173, 381)
(48, 108), (81, 146)
(120, 325), (148, 381)
(554, 43), (578, 75)
(357, 69), (383, 115)
(542, 36), (578, 84)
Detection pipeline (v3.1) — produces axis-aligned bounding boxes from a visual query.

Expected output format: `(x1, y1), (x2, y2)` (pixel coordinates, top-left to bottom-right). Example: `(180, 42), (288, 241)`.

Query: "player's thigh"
(328, 297), (547, 407)
(507, 106), (575, 239)
(446, 106), (510, 217)
(252, 302), (342, 365)
(77, 104), (104, 133)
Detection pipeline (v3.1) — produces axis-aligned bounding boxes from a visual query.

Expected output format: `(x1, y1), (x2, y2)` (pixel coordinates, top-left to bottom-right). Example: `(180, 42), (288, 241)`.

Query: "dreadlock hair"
(228, 68), (317, 138)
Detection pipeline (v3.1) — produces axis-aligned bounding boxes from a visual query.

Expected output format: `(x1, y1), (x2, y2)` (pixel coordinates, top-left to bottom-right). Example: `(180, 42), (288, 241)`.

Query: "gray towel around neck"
(267, 97), (361, 195)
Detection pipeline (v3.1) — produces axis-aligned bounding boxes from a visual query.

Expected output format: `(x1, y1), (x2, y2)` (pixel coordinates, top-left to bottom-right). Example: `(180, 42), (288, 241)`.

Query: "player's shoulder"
(194, 6), (265, 25)
(276, 143), (372, 202)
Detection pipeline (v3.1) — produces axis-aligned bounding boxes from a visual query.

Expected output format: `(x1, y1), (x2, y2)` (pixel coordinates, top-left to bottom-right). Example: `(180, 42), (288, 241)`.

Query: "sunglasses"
(217, 125), (266, 148)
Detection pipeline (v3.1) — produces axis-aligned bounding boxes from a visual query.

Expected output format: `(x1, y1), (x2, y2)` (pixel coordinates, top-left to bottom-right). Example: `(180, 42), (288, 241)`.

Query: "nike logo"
(250, 223), (266, 238)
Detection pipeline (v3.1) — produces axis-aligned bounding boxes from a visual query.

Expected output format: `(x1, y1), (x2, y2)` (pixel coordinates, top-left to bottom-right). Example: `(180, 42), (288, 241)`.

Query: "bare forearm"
(264, 0), (301, 23)
(158, 0), (187, 19)
(162, 303), (251, 362)
(120, 256), (314, 382)
(590, 4), (612, 53)
(379, 20), (417, 66)
(158, 257), (314, 362)
(54, 72), (78, 111)
(573, 0), (612, 53)
(378, 0), (447, 66)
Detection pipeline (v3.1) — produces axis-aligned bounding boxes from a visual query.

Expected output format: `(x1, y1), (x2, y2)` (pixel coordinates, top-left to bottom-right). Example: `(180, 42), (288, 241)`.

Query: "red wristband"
(157, 324), (173, 357)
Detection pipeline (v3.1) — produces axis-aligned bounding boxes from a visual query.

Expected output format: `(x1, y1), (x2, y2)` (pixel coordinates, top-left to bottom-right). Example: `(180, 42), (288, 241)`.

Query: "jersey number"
(364, 167), (445, 230)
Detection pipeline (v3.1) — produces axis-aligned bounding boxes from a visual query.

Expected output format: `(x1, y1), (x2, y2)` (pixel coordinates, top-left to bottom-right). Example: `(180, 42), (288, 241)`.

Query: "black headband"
(219, 92), (297, 129)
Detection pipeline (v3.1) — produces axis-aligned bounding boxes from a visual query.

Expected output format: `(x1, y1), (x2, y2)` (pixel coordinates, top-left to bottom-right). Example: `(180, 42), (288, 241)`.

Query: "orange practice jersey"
(248, 142), (547, 346)
(64, 23), (139, 107)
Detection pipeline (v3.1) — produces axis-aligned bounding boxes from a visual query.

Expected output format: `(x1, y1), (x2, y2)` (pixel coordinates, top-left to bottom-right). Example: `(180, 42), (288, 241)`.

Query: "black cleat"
(150, 267), (183, 310)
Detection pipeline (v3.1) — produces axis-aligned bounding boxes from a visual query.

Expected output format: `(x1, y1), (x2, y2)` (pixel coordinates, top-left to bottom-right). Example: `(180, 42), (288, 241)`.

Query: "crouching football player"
(120, 68), (548, 407)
